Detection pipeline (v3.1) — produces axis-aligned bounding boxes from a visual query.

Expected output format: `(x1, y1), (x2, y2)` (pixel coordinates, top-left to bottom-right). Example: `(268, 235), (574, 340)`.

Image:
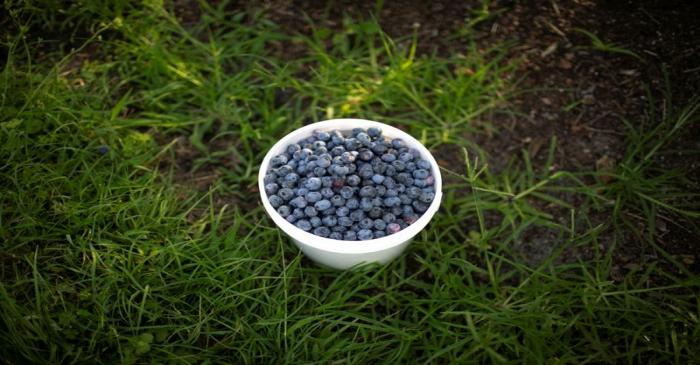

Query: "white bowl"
(259, 119), (442, 270)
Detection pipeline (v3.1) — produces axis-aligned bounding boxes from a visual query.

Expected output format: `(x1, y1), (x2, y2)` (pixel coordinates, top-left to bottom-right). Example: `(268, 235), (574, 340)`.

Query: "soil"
(173, 0), (700, 275)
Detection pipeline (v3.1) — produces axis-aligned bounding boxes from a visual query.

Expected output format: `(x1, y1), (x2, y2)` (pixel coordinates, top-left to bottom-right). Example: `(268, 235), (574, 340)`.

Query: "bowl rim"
(258, 118), (442, 254)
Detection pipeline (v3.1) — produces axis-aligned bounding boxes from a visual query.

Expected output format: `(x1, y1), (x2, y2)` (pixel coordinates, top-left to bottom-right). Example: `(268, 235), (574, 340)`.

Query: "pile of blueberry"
(264, 127), (435, 241)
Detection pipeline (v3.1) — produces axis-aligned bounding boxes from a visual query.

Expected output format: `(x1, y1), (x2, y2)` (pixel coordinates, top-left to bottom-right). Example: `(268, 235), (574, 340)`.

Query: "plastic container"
(259, 119), (442, 270)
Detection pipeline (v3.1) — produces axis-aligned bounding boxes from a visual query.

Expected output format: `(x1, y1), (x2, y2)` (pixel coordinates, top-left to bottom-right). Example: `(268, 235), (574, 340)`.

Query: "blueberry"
(386, 223), (401, 234)
(374, 162), (387, 174)
(359, 218), (374, 230)
(331, 146), (346, 156)
(409, 148), (421, 159)
(396, 172), (411, 184)
(295, 219), (312, 231)
(316, 131), (331, 141)
(402, 205), (414, 217)
(304, 206), (318, 217)
(305, 177), (322, 191)
(287, 144), (301, 155)
(382, 213), (396, 223)
(305, 191), (322, 203)
(344, 231), (357, 241)
(412, 200), (428, 213)
(313, 140), (326, 150)
(367, 127), (381, 138)
(368, 206), (383, 219)
(339, 216), (354, 227)
(405, 162), (416, 172)
(289, 196), (308, 208)
(413, 169), (430, 179)
(277, 205), (291, 217)
(320, 187), (334, 198)
(346, 198), (359, 210)
(358, 164), (374, 178)
(399, 194), (412, 205)
(391, 206), (403, 216)
(359, 186), (377, 198)
(332, 165), (349, 175)
(358, 229), (373, 240)
(351, 224), (360, 232)
(336, 206), (350, 217)
(407, 186), (422, 199)
(352, 128), (364, 136)
(399, 152), (413, 162)
(344, 138), (360, 150)
(359, 198), (374, 211)
(265, 183), (279, 195)
(339, 186), (355, 199)
(293, 208), (305, 218)
(293, 149), (309, 160)
(371, 197), (383, 207)
(286, 215), (298, 223)
(391, 138), (405, 149)
(329, 232), (343, 240)
(314, 199), (332, 211)
(275, 165), (293, 177)
(424, 175), (435, 186)
(356, 132), (372, 146)
(385, 165), (396, 177)
(317, 156), (331, 168)
(314, 146), (327, 155)
(331, 132), (345, 145)
(287, 159), (298, 169)
(322, 215), (337, 227)
(313, 226), (330, 237)
(381, 153), (396, 163)
(284, 173), (299, 184)
(416, 159), (431, 170)
(383, 177), (397, 189)
(391, 160), (406, 172)
(346, 175), (361, 187)
(340, 151), (356, 163)
(95, 145), (110, 155)
(372, 143), (388, 154)
(321, 207), (336, 216)
(313, 167), (326, 177)
(264, 173), (277, 184)
(271, 154), (288, 167)
(278, 188), (295, 201)
(320, 177), (332, 188)
(419, 191), (435, 203)
(373, 219), (387, 231)
(358, 149), (374, 161)
(331, 225), (346, 233)
(349, 209), (365, 222)
(330, 195), (345, 207)
(404, 214), (419, 225)
(332, 177), (345, 189)
(413, 179), (427, 188)
(384, 196), (401, 207)
(397, 219), (408, 229)
(376, 185), (387, 197)
(310, 216), (322, 227)
(371, 174), (385, 184)
(384, 188), (398, 197)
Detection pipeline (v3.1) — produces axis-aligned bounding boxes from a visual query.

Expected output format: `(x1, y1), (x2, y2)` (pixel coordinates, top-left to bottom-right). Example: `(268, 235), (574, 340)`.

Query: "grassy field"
(2, 2), (699, 364)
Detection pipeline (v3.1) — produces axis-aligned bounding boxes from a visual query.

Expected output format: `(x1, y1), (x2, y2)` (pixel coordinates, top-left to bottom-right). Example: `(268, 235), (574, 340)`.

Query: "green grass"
(2, 2), (699, 364)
